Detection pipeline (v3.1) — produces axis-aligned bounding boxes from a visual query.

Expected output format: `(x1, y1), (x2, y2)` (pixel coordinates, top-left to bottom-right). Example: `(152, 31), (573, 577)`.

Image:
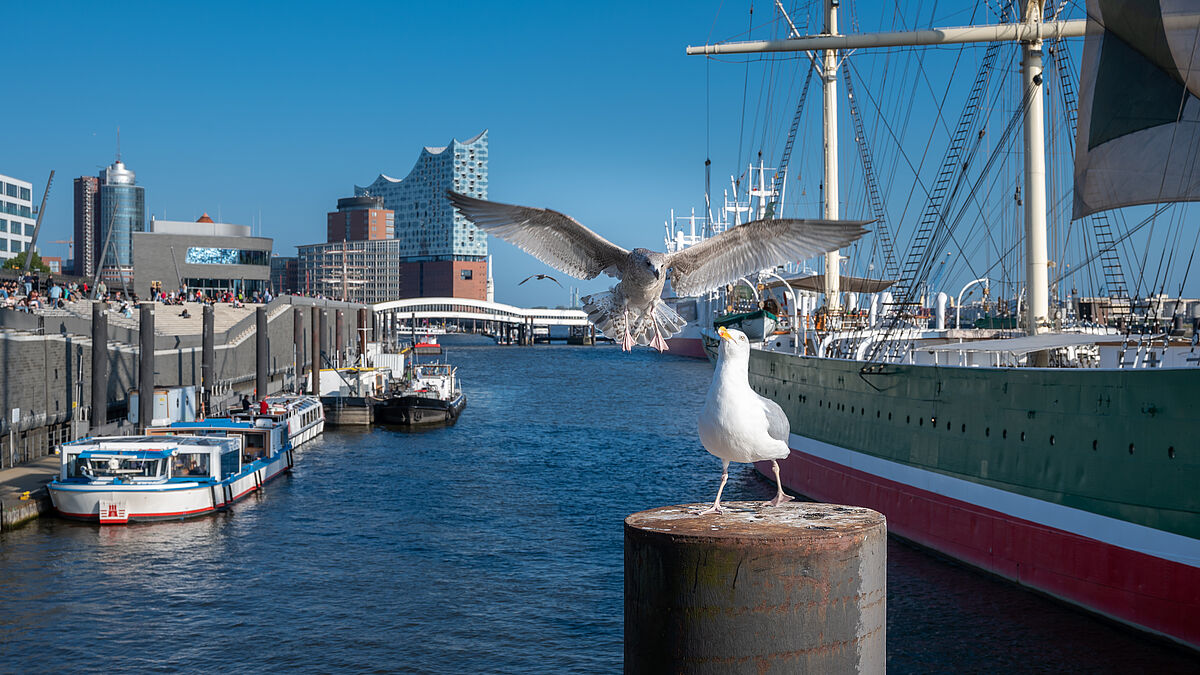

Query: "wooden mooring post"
(625, 502), (886, 674)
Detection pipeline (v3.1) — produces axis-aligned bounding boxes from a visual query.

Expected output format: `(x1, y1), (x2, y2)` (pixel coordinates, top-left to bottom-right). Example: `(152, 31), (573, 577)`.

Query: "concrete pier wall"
(0, 296), (368, 466)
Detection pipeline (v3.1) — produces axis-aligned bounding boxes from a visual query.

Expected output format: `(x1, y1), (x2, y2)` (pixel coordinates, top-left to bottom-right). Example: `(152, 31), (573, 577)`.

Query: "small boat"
(373, 362), (466, 426)
(413, 335), (442, 355)
(48, 432), (293, 524)
(316, 368), (392, 426)
(713, 309), (778, 340)
(228, 394), (325, 448)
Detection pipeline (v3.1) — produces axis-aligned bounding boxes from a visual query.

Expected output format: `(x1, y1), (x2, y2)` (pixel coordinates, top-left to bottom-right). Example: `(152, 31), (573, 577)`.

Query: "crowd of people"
(0, 271), (275, 315)
(0, 273), (90, 311)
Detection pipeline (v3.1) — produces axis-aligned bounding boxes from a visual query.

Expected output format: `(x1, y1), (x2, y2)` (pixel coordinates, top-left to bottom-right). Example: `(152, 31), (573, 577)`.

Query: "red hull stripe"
(766, 446), (1200, 649)
(664, 337), (708, 359)
(58, 506), (212, 519)
(785, 434), (1199, 567)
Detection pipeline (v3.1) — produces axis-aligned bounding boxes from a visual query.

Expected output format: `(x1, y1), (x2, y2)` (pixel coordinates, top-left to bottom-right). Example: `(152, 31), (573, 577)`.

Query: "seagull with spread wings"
(518, 273), (562, 287)
(447, 190), (869, 352)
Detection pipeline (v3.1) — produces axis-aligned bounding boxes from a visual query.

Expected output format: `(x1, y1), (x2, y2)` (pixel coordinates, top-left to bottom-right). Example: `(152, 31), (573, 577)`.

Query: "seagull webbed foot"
(764, 493), (795, 508)
(697, 503), (726, 515)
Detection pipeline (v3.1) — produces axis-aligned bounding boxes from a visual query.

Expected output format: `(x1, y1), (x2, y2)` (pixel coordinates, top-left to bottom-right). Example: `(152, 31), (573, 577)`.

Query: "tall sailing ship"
(689, 0), (1200, 649)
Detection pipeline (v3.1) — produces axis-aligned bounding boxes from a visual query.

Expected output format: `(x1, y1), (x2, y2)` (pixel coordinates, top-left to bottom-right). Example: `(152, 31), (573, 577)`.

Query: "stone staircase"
(55, 300), (259, 337)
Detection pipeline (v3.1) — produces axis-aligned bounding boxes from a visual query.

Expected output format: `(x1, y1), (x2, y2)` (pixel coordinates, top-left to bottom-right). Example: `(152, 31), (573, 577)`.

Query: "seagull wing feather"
(759, 395), (790, 444)
(667, 218), (871, 297)
(448, 191), (629, 280)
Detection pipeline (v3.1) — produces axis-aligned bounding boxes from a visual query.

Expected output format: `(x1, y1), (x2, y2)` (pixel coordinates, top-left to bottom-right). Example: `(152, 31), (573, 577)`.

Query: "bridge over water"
(372, 297), (592, 344)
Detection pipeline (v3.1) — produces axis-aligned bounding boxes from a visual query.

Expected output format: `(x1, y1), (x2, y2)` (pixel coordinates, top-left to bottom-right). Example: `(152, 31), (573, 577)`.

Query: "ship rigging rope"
(923, 81), (1037, 296)
(863, 78), (1036, 371)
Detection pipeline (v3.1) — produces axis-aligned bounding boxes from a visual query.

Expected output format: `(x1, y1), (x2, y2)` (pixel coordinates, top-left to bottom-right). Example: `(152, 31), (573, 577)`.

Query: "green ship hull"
(703, 334), (1200, 648)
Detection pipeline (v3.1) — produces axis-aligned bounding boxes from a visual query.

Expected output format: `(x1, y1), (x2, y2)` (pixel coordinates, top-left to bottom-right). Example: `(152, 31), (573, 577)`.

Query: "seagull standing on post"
(447, 191), (868, 352)
(698, 326), (794, 514)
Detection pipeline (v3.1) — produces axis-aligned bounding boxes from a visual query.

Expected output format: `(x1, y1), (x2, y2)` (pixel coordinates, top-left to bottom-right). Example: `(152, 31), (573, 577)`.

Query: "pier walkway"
(0, 453), (59, 531)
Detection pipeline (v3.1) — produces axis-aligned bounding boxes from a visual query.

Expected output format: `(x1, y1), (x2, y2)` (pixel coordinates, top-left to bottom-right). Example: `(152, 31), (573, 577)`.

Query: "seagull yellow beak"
(718, 326), (732, 341)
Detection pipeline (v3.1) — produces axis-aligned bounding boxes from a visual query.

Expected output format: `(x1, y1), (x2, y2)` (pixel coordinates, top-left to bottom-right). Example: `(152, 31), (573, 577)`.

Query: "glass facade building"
(98, 160), (145, 283)
(355, 130), (488, 261)
(297, 239), (406, 304)
(0, 173), (35, 262)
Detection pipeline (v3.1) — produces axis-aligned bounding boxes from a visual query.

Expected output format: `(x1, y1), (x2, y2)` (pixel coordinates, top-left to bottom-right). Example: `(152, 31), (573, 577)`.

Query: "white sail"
(1073, 0), (1200, 218)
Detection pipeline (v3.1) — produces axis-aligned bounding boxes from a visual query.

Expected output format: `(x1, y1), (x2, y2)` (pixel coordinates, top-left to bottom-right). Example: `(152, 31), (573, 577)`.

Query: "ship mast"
(822, 0), (841, 314)
(688, 1), (1084, 336)
(1021, 0), (1050, 335)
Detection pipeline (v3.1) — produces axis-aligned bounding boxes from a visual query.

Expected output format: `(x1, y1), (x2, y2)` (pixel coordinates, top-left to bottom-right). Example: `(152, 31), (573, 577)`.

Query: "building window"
(0, 239), (6, 251)
(460, 269), (473, 280)
(185, 247), (269, 266)
(0, 219), (6, 232)
(24, 224), (33, 237)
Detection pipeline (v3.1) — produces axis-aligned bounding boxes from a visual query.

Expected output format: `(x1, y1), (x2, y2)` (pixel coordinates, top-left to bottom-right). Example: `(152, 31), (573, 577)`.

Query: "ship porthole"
(1002, 429), (1007, 439)
(888, 412), (892, 421)
(1020, 431), (1026, 442)
(985, 427), (990, 437)
(1128, 443), (1135, 455)
(877, 410), (881, 418)
(1168, 446), (1176, 459)
(1049, 435), (1055, 445)
(1092, 439), (1098, 451)
(906, 415), (911, 424)
(961, 424), (966, 433)
(946, 421), (951, 431)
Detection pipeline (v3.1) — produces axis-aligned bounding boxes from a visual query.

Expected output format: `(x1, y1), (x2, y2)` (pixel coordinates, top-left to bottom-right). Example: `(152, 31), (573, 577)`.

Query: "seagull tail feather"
(581, 292), (688, 346)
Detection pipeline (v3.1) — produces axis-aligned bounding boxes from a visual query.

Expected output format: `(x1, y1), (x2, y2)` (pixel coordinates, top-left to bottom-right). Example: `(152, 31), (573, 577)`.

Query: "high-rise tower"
(97, 159), (145, 285)
(73, 176), (99, 277)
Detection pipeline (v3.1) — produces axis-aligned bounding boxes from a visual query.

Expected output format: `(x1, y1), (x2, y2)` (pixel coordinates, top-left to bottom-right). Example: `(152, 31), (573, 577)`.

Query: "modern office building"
(0, 174), (35, 263)
(132, 214), (271, 298)
(97, 159), (146, 285)
(270, 255), (298, 294)
(327, 195), (394, 242)
(73, 176), (100, 277)
(296, 239), (408, 304)
(355, 130), (489, 300)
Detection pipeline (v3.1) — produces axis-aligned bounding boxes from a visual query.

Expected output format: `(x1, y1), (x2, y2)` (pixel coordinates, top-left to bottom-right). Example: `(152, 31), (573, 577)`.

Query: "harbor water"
(1, 340), (1195, 672)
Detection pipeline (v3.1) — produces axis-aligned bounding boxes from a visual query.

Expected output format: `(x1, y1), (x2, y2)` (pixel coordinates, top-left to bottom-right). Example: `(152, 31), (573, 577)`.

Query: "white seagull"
(447, 191), (869, 352)
(698, 326), (794, 514)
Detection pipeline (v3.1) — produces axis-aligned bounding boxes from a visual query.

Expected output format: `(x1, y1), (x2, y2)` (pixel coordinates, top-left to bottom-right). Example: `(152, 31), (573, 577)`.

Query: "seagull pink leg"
(764, 460), (795, 507)
(620, 310), (636, 352)
(649, 318), (669, 353)
(699, 460), (730, 515)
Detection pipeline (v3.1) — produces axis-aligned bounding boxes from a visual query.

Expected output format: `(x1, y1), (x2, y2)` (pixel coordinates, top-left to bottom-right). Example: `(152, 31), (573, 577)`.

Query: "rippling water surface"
(1, 340), (1195, 673)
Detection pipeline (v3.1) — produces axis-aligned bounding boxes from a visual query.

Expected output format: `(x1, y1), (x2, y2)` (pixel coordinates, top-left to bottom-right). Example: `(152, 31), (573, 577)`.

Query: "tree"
(2, 250), (51, 274)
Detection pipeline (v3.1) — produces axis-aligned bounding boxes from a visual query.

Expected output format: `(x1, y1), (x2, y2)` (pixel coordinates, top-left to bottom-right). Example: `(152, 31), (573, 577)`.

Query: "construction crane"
(50, 239), (73, 268)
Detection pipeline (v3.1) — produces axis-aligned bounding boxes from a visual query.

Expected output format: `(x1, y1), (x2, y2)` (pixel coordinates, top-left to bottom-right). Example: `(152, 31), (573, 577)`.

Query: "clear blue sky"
(10, 1), (1129, 307)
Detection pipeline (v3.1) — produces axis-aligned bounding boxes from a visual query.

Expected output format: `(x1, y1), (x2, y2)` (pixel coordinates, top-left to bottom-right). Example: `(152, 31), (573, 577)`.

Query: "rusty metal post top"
(626, 502), (884, 542)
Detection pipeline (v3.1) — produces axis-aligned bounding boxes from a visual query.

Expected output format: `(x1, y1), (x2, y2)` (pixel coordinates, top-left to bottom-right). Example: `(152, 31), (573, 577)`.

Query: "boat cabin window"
(220, 448), (240, 479)
(73, 457), (165, 480)
(243, 432), (267, 461)
(172, 452), (211, 478)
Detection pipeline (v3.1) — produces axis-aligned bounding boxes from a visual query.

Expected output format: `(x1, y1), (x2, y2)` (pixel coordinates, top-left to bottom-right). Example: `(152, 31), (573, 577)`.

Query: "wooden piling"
(625, 502), (886, 674)
(90, 302), (107, 432)
(138, 303), (154, 431)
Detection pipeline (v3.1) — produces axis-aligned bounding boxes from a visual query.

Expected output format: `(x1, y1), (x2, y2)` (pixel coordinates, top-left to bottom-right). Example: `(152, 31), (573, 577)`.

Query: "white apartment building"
(0, 174), (35, 262)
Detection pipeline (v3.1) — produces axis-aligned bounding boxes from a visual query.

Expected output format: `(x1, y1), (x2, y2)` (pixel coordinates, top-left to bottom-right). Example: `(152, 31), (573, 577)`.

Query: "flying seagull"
(447, 190), (869, 352)
(518, 273), (562, 287)
(698, 326), (793, 514)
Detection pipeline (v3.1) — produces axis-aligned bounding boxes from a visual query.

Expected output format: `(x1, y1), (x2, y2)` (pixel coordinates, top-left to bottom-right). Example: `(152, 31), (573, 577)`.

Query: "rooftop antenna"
(116, 126), (121, 162)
